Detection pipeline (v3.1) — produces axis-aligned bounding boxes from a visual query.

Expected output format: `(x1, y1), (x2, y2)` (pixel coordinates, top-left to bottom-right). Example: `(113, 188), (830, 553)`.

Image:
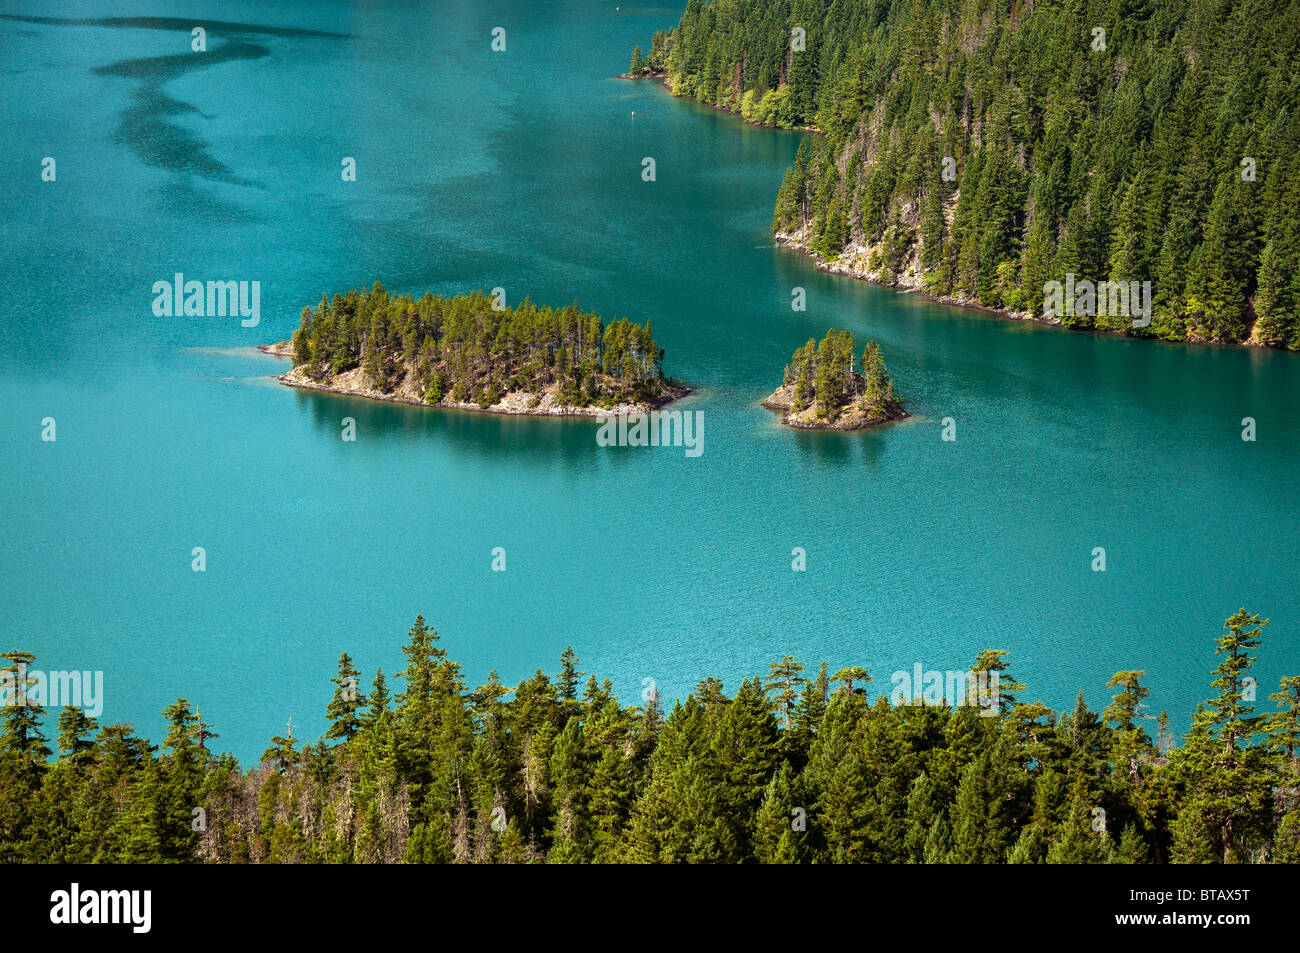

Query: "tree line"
(2, 609), (1297, 863)
(291, 284), (670, 408)
(637, 0), (1300, 349)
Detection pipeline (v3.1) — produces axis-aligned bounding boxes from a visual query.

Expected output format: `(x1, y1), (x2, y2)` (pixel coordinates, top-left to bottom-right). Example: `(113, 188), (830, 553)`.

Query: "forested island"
(268, 285), (686, 416)
(632, 0), (1300, 350)
(1, 609), (1296, 863)
(763, 329), (905, 429)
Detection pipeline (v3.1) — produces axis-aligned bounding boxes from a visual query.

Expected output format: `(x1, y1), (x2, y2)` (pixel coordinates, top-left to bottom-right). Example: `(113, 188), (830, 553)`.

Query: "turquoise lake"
(2, 1), (1297, 762)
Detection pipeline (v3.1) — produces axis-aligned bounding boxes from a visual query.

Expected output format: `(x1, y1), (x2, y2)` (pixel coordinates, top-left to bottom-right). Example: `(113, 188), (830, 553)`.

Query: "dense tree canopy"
(2, 609), (1297, 863)
(637, 0), (1300, 348)
(291, 285), (671, 409)
(782, 328), (901, 420)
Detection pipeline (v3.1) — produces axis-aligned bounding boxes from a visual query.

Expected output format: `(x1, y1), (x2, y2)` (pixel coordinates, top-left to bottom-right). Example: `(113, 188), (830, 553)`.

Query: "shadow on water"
(148, 176), (265, 226)
(786, 420), (895, 468)
(291, 387), (625, 473)
(2, 14), (353, 204)
(94, 42), (271, 186)
(0, 15), (354, 38)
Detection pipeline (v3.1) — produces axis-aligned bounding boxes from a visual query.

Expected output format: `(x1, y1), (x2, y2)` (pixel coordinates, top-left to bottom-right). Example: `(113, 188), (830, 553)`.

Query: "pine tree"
(0, 652), (51, 862)
(711, 678), (780, 856)
(831, 666), (870, 694)
(362, 667), (390, 730)
(754, 763), (808, 863)
(968, 649), (1025, 713)
(113, 757), (163, 862)
(948, 754), (1009, 863)
(922, 812), (953, 863)
(1114, 823), (1150, 864)
(902, 772), (942, 863)
(548, 716), (590, 859)
(557, 647), (583, 706)
(1273, 811), (1300, 864)
(395, 614), (449, 805)
(786, 661), (829, 764)
(1190, 609), (1270, 862)
(1045, 787), (1111, 864)
(326, 652), (366, 743)
(262, 717), (300, 774)
(1169, 802), (1217, 864)
(0, 651), (50, 765)
(1265, 676), (1300, 777)
(55, 707), (97, 770)
(764, 655), (805, 729)
(1006, 823), (1049, 864)
(1104, 670), (1154, 787)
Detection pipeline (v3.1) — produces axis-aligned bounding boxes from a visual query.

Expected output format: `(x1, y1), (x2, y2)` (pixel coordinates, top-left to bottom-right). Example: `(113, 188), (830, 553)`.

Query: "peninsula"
(762, 329), (906, 430)
(633, 0), (1300, 351)
(264, 285), (687, 417)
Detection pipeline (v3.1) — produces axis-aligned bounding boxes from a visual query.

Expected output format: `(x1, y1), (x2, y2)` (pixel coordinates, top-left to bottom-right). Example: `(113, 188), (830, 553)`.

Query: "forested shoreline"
(632, 0), (1300, 349)
(2, 609), (1297, 863)
(283, 285), (679, 413)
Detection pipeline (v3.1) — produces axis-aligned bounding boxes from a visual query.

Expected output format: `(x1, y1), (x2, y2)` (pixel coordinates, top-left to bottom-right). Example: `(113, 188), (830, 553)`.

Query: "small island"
(762, 329), (906, 430)
(263, 285), (687, 417)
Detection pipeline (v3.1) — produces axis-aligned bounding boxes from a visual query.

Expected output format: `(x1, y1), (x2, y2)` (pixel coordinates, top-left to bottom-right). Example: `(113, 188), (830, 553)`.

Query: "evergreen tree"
(362, 667), (391, 730)
(764, 655), (805, 729)
(1187, 610), (1271, 862)
(326, 652), (366, 743)
(902, 772), (942, 863)
(557, 647), (583, 707)
(1266, 676), (1300, 776)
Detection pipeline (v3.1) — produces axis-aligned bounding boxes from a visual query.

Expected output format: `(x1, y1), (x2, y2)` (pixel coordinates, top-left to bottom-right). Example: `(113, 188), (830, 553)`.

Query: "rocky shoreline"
(761, 382), (907, 431)
(641, 92), (1074, 330)
(773, 229), (1276, 349)
(257, 343), (690, 419)
(624, 81), (1272, 350)
(772, 228), (1055, 328)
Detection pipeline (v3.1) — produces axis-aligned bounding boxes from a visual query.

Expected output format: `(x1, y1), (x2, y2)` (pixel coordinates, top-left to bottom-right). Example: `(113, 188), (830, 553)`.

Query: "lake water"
(3, 0), (1297, 761)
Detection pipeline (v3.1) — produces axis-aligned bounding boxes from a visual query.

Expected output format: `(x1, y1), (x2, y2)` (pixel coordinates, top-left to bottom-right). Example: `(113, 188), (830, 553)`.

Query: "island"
(262, 284), (688, 417)
(762, 329), (906, 430)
